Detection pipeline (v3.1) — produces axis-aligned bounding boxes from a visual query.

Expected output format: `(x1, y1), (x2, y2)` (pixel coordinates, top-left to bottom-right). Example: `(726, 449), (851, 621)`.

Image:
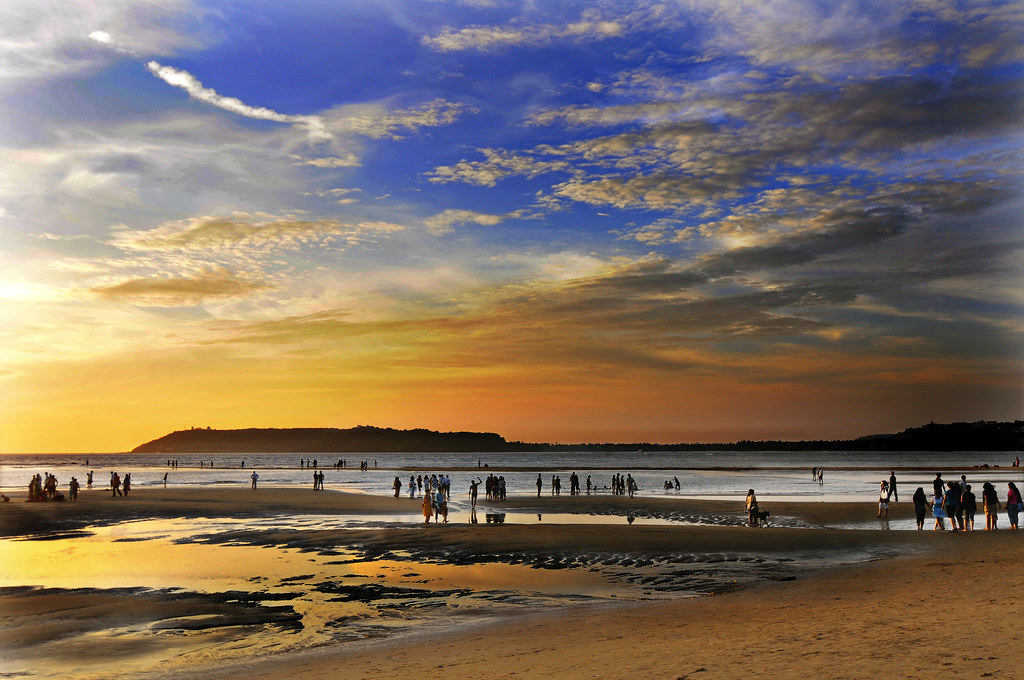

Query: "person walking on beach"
(122, 473), (131, 497)
(393, 476), (402, 498)
(982, 482), (1000, 530)
(69, 477), (79, 501)
(878, 480), (890, 518)
(745, 489), (759, 527)
(111, 472), (122, 497)
(250, 470), (259, 490)
(889, 471), (898, 502)
(912, 487), (928, 529)
(1006, 482), (1022, 530)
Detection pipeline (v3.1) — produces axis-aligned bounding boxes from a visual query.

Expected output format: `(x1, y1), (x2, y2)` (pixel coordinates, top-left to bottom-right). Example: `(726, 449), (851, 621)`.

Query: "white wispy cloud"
(145, 61), (330, 140)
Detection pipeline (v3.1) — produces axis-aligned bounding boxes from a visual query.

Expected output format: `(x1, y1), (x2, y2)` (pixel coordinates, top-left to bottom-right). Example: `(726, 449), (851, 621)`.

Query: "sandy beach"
(3, 487), (1023, 679)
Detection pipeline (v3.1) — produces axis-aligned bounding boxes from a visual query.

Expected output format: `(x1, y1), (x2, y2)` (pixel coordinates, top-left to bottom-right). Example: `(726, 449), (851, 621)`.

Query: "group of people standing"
(889, 471), (1022, 531)
(394, 473), (453, 500)
(27, 473), (80, 501)
(417, 474), (451, 523)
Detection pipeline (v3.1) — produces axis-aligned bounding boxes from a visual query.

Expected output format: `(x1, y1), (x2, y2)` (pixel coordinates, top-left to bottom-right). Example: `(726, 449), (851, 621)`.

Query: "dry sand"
(3, 487), (1023, 679)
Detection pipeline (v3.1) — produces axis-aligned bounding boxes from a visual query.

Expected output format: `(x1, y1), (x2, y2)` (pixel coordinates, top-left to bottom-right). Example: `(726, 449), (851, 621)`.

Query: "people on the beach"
(982, 482), (1000, 530)
(111, 472), (122, 497)
(1006, 482), (1021, 529)
(469, 478), (480, 508)
(912, 487), (928, 529)
(888, 471), (898, 502)
(745, 489), (759, 526)
(250, 470), (259, 490)
(422, 491), (433, 524)
(122, 473), (131, 496)
(932, 489), (946, 530)
(434, 487), (447, 523)
(933, 473), (944, 498)
(68, 477), (79, 501)
(877, 480), (890, 518)
(962, 484), (977, 531)
(941, 482), (960, 531)
(393, 476), (402, 498)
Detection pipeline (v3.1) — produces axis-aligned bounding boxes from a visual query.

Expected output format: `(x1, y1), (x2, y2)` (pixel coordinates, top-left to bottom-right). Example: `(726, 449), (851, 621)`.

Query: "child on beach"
(932, 491), (946, 530)
(878, 480), (890, 518)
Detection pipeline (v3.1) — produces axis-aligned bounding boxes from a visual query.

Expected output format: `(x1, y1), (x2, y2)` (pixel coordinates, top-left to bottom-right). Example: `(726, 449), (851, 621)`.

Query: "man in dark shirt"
(889, 471), (899, 503)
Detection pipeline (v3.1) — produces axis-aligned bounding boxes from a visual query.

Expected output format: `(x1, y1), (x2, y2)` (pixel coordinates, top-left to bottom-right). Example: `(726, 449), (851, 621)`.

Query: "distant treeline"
(132, 420), (1024, 453)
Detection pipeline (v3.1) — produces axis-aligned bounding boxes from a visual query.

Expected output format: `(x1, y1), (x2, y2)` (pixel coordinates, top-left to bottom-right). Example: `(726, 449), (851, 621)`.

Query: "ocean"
(2, 449), (1020, 500)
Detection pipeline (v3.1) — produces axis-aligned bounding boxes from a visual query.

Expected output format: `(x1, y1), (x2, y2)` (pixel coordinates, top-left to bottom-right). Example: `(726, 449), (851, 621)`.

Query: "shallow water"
(0, 510), (890, 680)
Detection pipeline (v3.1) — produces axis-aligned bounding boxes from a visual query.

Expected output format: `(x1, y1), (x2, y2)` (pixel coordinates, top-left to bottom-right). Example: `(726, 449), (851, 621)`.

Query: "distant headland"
(132, 420), (1024, 453)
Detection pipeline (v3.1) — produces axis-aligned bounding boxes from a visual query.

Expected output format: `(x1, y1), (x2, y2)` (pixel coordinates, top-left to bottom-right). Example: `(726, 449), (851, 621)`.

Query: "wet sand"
(3, 487), (1023, 679)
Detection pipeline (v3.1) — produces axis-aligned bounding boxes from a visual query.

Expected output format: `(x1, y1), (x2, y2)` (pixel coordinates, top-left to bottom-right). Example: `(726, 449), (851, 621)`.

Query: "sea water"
(2, 449), (1020, 501)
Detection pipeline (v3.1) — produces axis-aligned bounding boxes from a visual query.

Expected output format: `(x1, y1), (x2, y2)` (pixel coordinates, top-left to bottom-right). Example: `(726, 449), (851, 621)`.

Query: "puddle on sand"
(0, 518), (627, 680)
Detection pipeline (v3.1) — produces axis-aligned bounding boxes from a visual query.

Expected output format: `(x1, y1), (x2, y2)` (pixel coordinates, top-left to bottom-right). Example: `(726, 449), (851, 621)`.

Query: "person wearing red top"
(1006, 482), (1022, 529)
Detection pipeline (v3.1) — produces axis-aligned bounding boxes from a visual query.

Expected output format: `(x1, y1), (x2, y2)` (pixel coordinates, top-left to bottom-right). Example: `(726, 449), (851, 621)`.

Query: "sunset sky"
(1, 0), (1022, 452)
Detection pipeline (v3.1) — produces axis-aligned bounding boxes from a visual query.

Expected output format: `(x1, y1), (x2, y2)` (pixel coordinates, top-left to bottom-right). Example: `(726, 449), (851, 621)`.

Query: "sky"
(0, 0), (1022, 452)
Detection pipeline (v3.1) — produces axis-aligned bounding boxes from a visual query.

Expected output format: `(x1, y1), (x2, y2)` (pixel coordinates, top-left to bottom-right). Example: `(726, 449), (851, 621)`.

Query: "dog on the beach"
(755, 510), (771, 527)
